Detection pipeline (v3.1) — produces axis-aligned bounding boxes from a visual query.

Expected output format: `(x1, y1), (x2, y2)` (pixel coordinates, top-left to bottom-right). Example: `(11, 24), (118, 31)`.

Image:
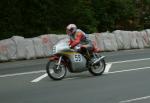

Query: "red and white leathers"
(68, 29), (101, 53)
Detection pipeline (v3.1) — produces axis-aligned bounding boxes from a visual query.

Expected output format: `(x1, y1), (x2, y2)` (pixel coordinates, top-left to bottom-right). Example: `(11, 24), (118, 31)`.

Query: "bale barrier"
(0, 29), (150, 62)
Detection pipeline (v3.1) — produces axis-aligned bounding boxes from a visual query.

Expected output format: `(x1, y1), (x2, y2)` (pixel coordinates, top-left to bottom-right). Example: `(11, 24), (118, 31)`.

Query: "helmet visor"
(66, 28), (73, 35)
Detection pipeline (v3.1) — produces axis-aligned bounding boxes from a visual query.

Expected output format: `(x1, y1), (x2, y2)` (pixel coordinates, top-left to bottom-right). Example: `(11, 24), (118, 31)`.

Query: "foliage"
(0, 0), (149, 39)
(92, 0), (136, 31)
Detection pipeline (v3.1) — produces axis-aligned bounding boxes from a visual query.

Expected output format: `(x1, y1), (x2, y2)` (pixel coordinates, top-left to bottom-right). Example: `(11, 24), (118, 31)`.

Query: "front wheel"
(88, 57), (106, 76)
(46, 60), (67, 80)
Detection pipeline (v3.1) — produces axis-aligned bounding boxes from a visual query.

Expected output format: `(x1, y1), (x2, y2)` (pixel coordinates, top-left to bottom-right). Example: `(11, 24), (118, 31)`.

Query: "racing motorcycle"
(46, 38), (106, 80)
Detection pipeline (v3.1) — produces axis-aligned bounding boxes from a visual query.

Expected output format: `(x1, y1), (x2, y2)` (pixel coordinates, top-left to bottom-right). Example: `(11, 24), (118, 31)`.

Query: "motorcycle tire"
(88, 56), (106, 76)
(46, 60), (67, 80)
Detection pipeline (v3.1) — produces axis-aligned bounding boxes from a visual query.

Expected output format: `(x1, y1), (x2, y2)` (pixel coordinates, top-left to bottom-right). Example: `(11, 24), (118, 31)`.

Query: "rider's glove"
(69, 45), (72, 49)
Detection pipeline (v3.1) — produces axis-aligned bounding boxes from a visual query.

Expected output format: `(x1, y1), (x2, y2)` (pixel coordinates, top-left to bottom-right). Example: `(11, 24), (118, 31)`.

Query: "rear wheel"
(46, 60), (67, 80)
(88, 55), (106, 76)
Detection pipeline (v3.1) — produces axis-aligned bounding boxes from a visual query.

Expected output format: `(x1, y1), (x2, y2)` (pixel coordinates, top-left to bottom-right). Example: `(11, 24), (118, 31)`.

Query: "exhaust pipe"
(92, 56), (105, 65)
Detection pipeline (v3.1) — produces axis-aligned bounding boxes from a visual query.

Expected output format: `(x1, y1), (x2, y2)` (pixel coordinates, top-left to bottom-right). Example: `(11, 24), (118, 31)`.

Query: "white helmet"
(66, 24), (77, 35)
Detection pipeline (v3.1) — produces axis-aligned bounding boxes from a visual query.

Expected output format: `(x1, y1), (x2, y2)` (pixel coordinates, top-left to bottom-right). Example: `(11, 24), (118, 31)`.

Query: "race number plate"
(74, 54), (82, 62)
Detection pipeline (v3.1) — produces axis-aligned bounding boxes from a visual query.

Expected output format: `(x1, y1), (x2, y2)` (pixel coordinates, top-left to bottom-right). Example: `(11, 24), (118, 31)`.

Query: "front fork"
(56, 56), (62, 70)
(92, 54), (105, 65)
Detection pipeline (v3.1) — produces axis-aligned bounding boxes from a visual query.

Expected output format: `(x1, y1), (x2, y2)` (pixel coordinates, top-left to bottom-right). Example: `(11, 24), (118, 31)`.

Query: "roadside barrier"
(0, 38), (17, 61)
(11, 36), (36, 60)
(32, 37), (45, 58)
(0, 29), (150, 61)
(94, 32), (118, 51)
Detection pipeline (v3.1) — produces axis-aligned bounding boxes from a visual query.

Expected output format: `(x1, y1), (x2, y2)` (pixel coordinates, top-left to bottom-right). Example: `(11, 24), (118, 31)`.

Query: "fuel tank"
(59, 51), (88, 72)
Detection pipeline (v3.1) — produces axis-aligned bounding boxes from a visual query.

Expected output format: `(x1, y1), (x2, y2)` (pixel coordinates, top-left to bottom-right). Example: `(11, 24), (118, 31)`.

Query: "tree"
(72, 0), (98, 33)
(141, 0), (150, 29)
(0, 0), (149, 40)
(92, 0), (136, 31)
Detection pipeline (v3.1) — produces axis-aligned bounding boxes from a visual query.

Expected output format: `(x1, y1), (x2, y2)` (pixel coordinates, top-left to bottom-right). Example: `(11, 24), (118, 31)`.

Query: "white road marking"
(104, 63), (112, 74)
(0, 70), (45, 78)
(1, 58), (150, 82)
(31, 73), (48, 83)
(110, 58), (150, 64)
(64, 66), (150, 80)
(31, 63), (113, 82)
(119, 95), (150, 103)
(108, 66), (150, 74)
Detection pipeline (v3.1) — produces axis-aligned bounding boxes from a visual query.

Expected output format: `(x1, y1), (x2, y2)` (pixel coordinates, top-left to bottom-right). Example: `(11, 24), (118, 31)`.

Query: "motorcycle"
(46, 38), (106, 80)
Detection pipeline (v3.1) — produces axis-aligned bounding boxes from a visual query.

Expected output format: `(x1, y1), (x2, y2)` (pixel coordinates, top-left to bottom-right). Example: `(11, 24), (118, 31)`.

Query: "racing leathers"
(68, 29), (101, 53)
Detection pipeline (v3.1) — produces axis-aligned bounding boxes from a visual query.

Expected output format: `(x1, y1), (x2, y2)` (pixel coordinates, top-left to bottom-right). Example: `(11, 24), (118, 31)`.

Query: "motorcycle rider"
(66, 24), (101, 53)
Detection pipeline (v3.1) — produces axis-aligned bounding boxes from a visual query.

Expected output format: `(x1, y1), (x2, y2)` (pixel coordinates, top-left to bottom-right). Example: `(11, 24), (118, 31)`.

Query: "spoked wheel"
(88, 55), (106, 76)
(46, 60), (67, 80)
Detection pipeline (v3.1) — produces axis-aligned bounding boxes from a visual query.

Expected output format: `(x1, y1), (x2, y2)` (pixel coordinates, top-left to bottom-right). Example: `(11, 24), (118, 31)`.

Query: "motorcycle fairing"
(58, 51), (88, 72)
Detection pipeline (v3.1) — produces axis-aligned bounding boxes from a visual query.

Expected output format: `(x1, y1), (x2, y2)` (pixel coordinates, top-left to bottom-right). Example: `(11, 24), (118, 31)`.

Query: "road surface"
(0, 49), (150, 103)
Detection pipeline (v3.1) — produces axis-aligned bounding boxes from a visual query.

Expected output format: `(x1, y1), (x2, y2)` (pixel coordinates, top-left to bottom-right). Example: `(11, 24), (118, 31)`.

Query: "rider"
(66, 24), (101, 53)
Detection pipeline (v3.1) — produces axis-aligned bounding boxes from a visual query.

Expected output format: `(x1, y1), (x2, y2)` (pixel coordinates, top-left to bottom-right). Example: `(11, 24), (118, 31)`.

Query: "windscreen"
(52, 38), (70, 54)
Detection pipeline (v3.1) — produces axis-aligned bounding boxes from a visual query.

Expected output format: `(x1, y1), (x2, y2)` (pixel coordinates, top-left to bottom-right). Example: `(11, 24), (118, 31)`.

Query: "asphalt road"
(0, 48), (150, 103)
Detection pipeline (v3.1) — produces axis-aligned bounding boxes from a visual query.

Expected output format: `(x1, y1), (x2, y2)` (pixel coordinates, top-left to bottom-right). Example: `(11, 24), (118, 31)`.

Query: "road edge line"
(104, 63), (112, 74)
(31, 73), (48, 83)
(0, 70), (45, 78)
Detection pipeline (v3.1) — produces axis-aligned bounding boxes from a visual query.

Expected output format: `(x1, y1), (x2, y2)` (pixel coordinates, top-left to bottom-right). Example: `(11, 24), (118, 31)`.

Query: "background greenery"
(0, 0), (150, 39)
